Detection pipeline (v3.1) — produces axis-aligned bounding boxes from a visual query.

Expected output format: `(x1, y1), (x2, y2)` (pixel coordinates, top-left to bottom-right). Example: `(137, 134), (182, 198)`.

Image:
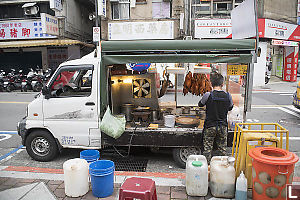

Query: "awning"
(101, 39), (256, 52)
(0, 39), (95, 48)
(101, 39), (256, 65)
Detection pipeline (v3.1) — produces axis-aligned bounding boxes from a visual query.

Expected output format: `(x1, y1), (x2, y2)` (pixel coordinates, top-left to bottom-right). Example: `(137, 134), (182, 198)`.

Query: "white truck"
(17, 39), (255, 168)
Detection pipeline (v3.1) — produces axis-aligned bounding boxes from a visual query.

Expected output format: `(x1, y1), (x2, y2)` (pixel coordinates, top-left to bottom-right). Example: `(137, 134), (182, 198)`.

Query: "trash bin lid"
(249, 147), (299, 165)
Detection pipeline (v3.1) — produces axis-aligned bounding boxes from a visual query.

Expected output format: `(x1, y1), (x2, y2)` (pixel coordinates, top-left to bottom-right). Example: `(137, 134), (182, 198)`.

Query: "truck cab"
(18, 53), (101, 161)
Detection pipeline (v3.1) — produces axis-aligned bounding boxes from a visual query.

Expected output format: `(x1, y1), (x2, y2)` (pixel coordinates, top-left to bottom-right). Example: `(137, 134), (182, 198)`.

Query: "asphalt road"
(0, 86), (299, 172)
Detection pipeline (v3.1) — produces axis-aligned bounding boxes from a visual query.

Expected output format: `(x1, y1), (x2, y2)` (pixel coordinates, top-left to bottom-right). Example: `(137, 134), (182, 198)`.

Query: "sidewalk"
(0, 166), (202, 200)
(253, 75), (299, 92)
(0, 165), (300, 200)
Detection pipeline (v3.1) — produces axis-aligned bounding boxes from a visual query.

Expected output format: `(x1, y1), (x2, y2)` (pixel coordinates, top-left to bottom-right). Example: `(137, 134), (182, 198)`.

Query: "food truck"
(17, 39), (256, 168)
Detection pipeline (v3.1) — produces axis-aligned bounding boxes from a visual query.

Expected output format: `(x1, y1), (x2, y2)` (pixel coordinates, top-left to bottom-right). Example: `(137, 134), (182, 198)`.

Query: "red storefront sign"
(259, 18), (300, 41)
(283, 47), (298, 82)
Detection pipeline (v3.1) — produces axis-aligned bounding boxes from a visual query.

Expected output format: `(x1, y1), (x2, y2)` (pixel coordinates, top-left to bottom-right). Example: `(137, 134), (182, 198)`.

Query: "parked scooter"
(265, 61), (272, 84)
(21, 68), (34, 92)
(4, 69), (25, 92)
(0, 70), (5, 92)
(30, 68), (52, 92)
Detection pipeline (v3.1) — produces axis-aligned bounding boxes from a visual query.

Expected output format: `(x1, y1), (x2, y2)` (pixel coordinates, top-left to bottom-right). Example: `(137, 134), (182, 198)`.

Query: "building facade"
(0, 0), (95, 73)
(190, 0), (299, 86)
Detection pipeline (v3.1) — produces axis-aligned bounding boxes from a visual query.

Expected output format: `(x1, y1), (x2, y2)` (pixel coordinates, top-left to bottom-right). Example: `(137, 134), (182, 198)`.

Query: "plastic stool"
(119, 177), (157, 200)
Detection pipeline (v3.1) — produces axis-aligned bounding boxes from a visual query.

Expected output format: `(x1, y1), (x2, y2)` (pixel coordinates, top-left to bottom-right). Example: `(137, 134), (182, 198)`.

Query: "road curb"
(0, 166), (185, 187)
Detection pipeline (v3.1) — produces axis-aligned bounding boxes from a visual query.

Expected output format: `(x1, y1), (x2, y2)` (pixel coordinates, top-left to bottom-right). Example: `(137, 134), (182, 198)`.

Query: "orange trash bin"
(249, 147), (299, 200)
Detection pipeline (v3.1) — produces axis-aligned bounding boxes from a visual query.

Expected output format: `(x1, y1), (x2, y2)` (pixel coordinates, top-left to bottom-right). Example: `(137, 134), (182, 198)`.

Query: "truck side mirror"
(42, 85), (50, 99)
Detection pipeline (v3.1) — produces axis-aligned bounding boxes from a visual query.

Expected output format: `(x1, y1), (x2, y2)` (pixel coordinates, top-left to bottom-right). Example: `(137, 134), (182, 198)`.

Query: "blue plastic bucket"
(89, 160), (115, 198)
(80, 150), (100, 163)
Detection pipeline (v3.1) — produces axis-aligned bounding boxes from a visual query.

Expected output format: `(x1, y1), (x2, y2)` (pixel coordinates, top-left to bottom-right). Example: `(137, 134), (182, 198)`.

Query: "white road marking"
(286, 105), (300, 113)
(279, 137), (300, 140)
(272, 91), (295, 94)
(278, 107), (300, 118)
(0, 148), (24, 164)
(0, 134), (12, 142)
(279, 94), (293, 96)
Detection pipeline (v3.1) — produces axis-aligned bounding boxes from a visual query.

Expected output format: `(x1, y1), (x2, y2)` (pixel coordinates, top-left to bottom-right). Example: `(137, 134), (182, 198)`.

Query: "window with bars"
(152, 0), (171, 19)
(112, 0), (130, 20)
(192, 0), (211, 18)
(192, 0), (233, 18)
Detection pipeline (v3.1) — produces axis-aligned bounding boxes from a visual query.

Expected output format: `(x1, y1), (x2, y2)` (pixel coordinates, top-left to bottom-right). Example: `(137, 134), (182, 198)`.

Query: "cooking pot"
(121, 103), (134, 122)
(151, 110), (160, 121)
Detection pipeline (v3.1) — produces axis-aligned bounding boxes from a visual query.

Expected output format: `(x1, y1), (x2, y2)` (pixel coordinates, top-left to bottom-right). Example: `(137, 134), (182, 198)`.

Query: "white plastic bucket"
(63, 158), (89, 197)
(164, 115), (175, 127)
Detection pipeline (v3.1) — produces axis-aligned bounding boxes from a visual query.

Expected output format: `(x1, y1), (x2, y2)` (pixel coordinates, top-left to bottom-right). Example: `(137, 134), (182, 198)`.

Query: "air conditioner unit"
(184, 36), (193, 40)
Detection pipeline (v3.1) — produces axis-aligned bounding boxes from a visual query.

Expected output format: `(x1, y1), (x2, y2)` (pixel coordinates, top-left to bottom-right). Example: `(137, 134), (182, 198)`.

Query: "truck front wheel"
(25, 130), (59, 161)
(172, 147), (201, 169)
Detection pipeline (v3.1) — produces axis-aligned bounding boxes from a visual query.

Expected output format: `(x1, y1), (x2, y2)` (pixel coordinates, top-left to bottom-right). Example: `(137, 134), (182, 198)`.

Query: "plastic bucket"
(63, 158), (89, 197)
(164, 115), (175, 128)
(80, 150), (100, 163)
(89, 160), (115, 198)
(249, 147), (299, 200)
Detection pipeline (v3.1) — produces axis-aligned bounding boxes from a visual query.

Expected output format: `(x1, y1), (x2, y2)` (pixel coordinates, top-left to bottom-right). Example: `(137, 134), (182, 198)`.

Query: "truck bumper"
(17, 117), (27, 145)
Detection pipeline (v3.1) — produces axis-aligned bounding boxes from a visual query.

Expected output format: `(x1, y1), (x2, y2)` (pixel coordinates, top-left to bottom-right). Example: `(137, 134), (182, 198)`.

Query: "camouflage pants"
(202, 125), (227, 164)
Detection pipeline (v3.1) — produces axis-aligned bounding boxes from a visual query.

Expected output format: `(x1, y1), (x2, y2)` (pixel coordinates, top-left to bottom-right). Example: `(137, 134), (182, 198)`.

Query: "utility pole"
(94, 0), (99, 27)
(210, 0), (213, 18)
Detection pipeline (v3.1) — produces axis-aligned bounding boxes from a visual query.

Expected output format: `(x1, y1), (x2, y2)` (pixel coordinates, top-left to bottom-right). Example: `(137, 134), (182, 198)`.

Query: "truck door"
(43, 65), (98, 147)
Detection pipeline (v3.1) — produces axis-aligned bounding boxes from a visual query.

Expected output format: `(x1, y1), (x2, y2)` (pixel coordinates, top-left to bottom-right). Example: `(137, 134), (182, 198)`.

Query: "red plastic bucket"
(249, 147), (299, 200)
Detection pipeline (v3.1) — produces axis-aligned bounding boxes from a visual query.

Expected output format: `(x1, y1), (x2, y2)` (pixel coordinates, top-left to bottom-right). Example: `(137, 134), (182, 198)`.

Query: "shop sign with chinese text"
(227, 64), (248, 76)
(0, 20), (56, 40)
(41, 13), (59, 36)
(259, 19), (300, 41)
(194, 19), (232, 39)
(98, 0), (106, 17)
(272, 39), (298, 47)
(108, 21), (174, 40)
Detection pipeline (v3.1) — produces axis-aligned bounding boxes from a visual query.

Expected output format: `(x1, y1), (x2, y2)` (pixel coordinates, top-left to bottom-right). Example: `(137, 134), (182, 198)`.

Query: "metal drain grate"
(110, 157), (148, 172)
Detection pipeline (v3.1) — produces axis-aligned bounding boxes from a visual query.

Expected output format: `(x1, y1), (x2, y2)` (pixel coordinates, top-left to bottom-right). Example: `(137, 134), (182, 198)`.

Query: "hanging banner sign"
(227, 64), (248, 75)
(129, 63), (151, 71)
(98, 0), (106, 17)
(41, 13), (59, 36)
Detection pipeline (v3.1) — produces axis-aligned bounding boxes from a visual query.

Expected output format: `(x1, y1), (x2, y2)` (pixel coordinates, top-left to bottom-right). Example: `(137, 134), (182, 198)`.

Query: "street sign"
(93, 27), (101, 42)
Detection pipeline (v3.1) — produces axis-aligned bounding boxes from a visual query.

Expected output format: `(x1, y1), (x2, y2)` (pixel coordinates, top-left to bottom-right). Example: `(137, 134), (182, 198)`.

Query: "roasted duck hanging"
(183, 72), (212, 96)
